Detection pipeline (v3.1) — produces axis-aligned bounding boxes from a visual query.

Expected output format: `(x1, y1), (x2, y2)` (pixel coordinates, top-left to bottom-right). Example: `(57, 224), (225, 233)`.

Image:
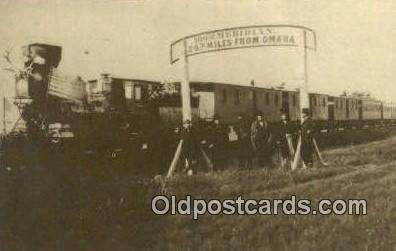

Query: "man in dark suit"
(300, 108), (315, 168)
(251, 112), (273, 167)
(208, 116), (228, 171)
(276, 113), (294, 168)
(235, 114), (254, 169)
(180, 120), (199, 173)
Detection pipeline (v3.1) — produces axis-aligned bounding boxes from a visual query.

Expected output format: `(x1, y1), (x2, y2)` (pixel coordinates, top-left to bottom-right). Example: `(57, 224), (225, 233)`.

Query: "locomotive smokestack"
(22, 43), (62, 105)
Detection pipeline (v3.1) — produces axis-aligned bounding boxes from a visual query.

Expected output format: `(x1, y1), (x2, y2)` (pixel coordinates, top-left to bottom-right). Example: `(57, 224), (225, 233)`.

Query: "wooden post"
(167, 139), (184, 178)
(300, 29), (310, 118)
(166, 41), (192, 178)
(181, 40), (192, 122)
(200, 147), (214, 171)
(291, 136), (301, 170)
(3, 97), (6, 135)
(251, 80), (257, 116)
(313, 138), (329, 166)
(292, 30), (310, 170)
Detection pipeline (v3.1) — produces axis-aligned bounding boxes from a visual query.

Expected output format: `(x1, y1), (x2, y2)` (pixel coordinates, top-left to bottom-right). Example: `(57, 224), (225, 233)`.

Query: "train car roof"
(88, 77), (160, 85)
(189, 81), (300, 93)
(86, 75), (390, 104)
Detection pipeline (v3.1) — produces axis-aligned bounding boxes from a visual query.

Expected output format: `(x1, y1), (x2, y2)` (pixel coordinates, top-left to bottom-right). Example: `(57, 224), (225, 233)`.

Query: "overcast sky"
(0, 0), (395, 127)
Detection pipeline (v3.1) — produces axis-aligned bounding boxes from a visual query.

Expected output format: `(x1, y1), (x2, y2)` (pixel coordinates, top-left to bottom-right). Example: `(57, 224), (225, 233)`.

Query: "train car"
(217, 83), (256, 123)
(190, 82), (255, 123)
(87, 75), (160, 114)
(322, 95), (361, 129)
(361, 98), (382, 122)
(190, 82), (298, 124)
(87, 76), (203, 125)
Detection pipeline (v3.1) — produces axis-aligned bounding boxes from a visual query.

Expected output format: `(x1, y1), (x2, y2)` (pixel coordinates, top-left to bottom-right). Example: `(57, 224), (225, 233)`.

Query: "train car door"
(110, 79), (127, 112)
(345, 99), (350, 119)
(197, 92), (215, 119)
(328, 96), (335, 121)
(282, 92), (290, 118)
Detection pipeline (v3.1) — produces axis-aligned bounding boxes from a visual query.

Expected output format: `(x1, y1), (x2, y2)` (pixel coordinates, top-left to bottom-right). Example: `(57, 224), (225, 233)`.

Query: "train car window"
(249, 90), (253, 100)
(134, 85), (142, 101)
(274, 93), (279, 106)
(335, 100), (338, 108)
(89, 82), (99, 93)
(292, 94), (296, 106)
(322, 97), (326, 107)
(313, 96), (317, 106)
(265, 92), (270, 105)
(222, 88), (227, 104)
(125, 85), (132, 99)
(124, 81), (133, 99)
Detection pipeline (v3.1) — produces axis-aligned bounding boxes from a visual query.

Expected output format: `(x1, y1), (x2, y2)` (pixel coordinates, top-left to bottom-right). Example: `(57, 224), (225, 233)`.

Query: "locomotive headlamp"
(26, 43), (62, 68)
(32, 55), (46, 65)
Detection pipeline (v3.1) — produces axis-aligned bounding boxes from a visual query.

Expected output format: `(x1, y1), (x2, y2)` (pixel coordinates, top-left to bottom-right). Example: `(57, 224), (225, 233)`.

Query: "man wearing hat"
(207, 115), (228, 170)
(276, 112), (294, 168)
(251, 111), (273, 167)
(180, 119), (199, 173)
(300, 108), (315, 168)
(235, 113), (254, 169)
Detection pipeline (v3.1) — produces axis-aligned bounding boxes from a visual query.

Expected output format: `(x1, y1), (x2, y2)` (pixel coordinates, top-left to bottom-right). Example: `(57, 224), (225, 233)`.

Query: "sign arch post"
(167, 25), (317, 177)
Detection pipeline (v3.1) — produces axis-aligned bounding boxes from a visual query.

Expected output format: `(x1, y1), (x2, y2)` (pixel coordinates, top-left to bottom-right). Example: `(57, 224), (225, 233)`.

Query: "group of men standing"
(177, 108), (317, 173)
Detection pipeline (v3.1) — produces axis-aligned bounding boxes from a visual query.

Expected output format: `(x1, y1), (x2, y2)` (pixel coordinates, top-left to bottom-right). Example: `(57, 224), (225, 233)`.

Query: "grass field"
(159, 140), (396, 250)
(1, 128), (395, 251)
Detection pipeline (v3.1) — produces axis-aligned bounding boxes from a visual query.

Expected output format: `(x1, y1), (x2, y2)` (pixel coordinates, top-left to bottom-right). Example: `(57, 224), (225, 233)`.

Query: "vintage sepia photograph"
(0, 0), (395, 250)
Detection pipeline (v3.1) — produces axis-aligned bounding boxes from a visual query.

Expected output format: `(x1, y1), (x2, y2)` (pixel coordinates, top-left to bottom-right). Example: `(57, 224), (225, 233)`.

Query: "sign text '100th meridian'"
(171, 25), (316, 63)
